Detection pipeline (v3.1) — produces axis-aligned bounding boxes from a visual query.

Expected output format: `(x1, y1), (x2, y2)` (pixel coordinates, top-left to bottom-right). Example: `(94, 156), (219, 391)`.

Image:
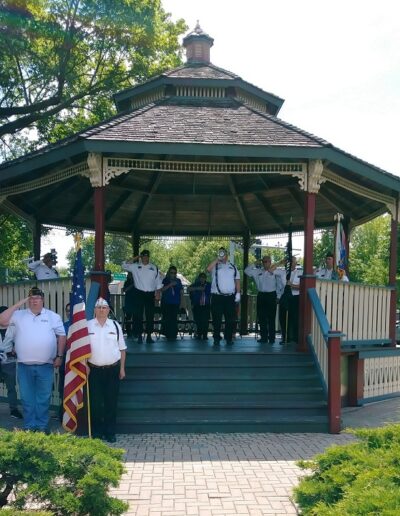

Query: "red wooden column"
(327, 330), (342, 433)
(91, 186), (108, 298)
(298, 191), (316, 352)
(389, 200), (399, 346)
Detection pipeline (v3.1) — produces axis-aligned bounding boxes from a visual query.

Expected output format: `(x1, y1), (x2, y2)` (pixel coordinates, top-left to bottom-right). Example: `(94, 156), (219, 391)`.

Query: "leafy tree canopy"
(0, 213), (33, 282)
(0, 0), (186, 160)
(350, 215), (391, 285)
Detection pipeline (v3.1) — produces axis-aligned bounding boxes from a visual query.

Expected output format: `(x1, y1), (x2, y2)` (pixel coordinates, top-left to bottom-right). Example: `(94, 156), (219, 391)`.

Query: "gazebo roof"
(1, 25), (399, 237)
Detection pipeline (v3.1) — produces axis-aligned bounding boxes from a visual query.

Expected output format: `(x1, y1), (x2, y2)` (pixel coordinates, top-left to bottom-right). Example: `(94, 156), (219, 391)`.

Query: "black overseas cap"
(28, 287), (44, 297)
(140, 249), (150, 257)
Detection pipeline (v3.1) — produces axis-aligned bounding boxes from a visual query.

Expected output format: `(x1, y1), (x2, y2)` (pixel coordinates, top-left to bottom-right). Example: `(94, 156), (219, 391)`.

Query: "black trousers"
(211, 294), (236, 342)
(288, 295), (300, 343)
(193, 305), (210, 336)
(133, 288), (155, 335)
(89, 363), (120, 438)
(278, 302), (289, 342)
(257, 291), (277, 342)
(161, 303), (179, 339)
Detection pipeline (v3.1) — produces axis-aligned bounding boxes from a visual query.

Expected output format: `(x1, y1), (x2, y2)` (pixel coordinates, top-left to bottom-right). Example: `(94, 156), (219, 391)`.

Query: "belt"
(213, 293), (234, 297)
(88, 361), (119, 369)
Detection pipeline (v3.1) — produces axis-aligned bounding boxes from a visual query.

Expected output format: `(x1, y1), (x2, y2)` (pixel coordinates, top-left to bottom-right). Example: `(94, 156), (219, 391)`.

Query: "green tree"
(66, 233), (132, 273)
(349, 215), (391, 285)
(0, 213), (33, 282)
(313, 229), (334, 269)
(0, 0), (186, 160)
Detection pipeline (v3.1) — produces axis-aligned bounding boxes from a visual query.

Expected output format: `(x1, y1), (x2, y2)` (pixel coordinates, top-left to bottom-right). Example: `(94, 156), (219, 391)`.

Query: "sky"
(49, 0), (400, 266)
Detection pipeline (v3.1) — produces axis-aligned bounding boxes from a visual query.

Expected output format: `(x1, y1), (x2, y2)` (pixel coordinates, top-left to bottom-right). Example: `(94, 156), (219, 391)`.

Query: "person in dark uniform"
(188, 273), (211, 340)
(122, 250), (163, 343)
(122, 272), (136, 337)
(87, 298), (126, 443)
(245, 256), (281, 343)
(207, 248), (241, 346)
(161, 266), (183, 341)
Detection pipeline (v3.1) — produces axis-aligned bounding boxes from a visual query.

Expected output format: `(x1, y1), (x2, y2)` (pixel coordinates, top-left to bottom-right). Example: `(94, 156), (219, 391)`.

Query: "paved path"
(1, 398), (400, 515)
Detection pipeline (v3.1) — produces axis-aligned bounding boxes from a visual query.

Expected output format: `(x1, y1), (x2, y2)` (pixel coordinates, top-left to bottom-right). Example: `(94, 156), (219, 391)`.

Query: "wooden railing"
(0, 277), (91, 318)
(363, 352), (400, 400)
(308, 288), (342, 433)
(315, 279), (392, 343)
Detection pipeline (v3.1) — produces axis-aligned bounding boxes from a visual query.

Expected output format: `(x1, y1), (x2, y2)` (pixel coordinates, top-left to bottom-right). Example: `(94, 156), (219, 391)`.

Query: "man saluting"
(122, 250), (162, 343)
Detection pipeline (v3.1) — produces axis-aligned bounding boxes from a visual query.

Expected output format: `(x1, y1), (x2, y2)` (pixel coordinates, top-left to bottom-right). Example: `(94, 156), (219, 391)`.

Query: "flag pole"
(86, 362), (92, 438)
(73, 234), (92, 439)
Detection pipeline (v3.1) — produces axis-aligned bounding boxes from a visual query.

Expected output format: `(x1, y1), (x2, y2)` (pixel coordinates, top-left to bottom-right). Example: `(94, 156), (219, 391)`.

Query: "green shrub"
(0, 430), (129, 515)
(294, 424), (400, 515)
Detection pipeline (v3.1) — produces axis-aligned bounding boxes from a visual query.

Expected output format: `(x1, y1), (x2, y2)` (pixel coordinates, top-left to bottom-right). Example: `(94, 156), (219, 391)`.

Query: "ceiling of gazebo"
(0, 151), (391, 237)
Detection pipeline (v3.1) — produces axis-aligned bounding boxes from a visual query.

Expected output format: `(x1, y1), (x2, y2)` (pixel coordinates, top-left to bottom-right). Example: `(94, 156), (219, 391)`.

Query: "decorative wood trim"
(176, 86), (226, 98)
(307, 159), (325, 193)
(103, 157), (306, 184)
(85, 153), (103, 187)
(0, 161), (88, 197)
(323, 166), (396, 214)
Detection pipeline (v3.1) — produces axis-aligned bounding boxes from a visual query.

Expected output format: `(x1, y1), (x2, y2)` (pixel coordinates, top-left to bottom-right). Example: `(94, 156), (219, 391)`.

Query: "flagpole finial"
(334, 213), (344, 222)
(73, 233), (82, 251)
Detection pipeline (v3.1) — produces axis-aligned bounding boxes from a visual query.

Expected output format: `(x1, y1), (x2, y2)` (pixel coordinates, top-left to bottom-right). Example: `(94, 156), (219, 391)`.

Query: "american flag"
(62, 248), (91, 432)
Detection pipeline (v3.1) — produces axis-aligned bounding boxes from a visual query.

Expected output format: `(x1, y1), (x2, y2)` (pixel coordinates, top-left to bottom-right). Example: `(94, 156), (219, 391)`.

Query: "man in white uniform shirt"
(245, 256), (280, 344)
(316, 252), (349, 282)
(87, 297), (126, 442)
(122, 249), (163, 343)
(0, 287), (66, 432)
(27, 252), (59, 280)
(207, 248), (241, 346)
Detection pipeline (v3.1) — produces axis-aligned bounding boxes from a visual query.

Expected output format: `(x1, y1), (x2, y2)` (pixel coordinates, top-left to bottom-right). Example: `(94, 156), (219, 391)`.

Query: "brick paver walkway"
(2, 397), (400, 515)
(110, 432), (355, 515)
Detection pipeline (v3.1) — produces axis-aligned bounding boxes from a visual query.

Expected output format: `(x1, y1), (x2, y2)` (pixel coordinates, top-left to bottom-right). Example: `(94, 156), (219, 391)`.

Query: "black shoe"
(10, 409), (23, 419)
(202, 335), (208, 340)
(146, 335), (154, 344)
(269, 340), (275, 344)
(213, 339), (220, 346)
(195, 334), (202, 340)
(105, 434), (116, 443)
(137, 335), (143, 343)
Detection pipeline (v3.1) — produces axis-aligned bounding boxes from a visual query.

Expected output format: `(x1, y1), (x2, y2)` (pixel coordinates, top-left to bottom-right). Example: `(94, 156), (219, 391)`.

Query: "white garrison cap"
(95, 297), (109, 308)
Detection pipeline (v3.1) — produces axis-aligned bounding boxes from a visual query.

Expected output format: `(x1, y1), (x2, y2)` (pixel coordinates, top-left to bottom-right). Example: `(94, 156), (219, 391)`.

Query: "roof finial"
(182, 23), (214, 64)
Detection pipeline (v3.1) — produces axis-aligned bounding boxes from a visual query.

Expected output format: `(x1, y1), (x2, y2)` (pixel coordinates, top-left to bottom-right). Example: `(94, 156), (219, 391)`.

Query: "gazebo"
(1, 24), (399, 432)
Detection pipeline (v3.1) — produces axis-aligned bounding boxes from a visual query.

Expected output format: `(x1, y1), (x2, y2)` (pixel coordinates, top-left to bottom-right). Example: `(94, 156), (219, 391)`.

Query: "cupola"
(182, 21), (214, 64)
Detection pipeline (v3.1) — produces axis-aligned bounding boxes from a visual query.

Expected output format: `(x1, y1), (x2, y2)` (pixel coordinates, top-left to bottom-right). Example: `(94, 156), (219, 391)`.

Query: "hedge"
(0, 430), (129, 515)
(293, 424), (400, 515)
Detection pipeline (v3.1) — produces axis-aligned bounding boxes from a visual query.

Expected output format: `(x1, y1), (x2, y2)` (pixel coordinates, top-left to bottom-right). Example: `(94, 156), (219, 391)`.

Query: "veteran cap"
(28, 287), (44, 297)
(95, 297), (109, 308)
(140, 249), (150, 257)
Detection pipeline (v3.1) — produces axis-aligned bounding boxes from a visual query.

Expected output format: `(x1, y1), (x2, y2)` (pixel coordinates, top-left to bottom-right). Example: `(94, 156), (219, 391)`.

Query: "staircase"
(117, 339), (329, 433)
